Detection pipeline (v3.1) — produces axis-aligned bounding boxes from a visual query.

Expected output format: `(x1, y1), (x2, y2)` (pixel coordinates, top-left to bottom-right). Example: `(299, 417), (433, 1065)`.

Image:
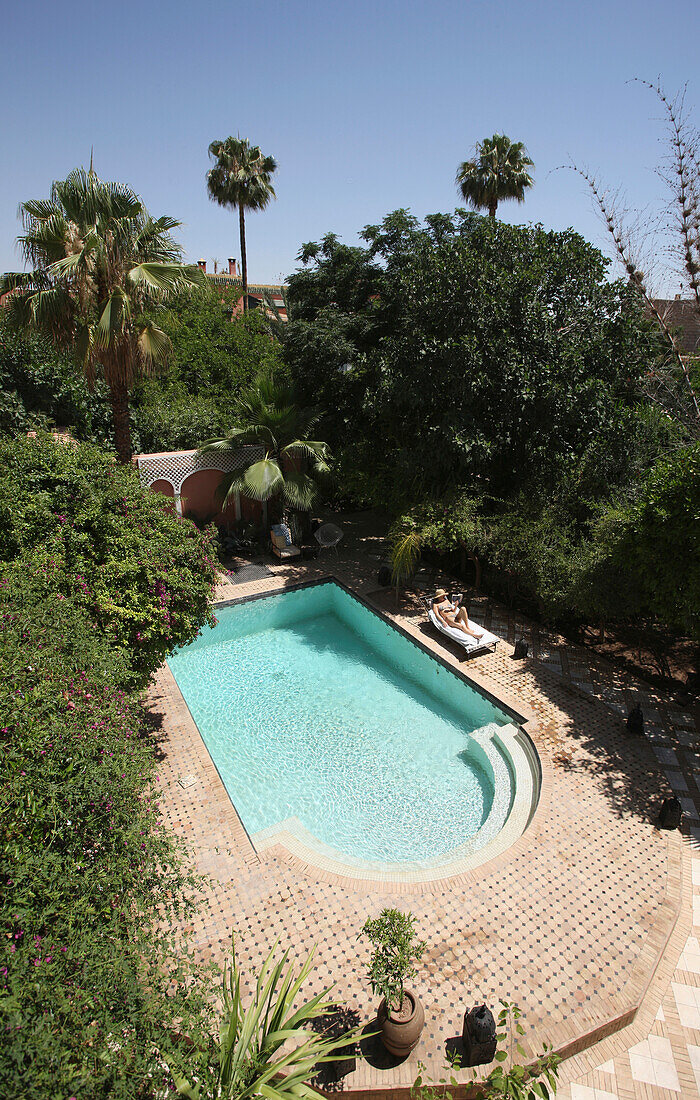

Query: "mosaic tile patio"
(148, 513), (699, 1099)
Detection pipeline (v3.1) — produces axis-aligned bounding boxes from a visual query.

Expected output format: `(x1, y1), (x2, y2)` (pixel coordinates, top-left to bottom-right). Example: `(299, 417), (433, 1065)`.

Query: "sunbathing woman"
(432, 589), (484, 640)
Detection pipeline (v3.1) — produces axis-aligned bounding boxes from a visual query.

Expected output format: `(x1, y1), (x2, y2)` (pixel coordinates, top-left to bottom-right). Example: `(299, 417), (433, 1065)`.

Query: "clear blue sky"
(1, 0), (697, 289)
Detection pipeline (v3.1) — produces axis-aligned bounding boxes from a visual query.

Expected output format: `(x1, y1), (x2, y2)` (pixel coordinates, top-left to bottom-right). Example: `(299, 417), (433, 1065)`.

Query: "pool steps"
(251, 721), (540, 884)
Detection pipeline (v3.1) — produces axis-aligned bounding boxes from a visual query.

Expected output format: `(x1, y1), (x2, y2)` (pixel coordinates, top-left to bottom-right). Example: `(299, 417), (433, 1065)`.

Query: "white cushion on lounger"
(272, 543), (300, 559)
(427, 607), (498, 650)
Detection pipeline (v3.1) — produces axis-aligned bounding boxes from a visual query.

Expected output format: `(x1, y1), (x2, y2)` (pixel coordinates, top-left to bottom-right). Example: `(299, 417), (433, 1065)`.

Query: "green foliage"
(2, 167), (205, 460)
(0, 275), (285, 456)
(572, 445), (700, 636)
(0, 567), (216, 1100)
(171, 937), (361, 1100)
(456, 133), (535, 218)
(390, 529), (422, 596)
(391, 494), (488, 557)
(0, 314), (113, 442)
(199, 374), (331, 516)
(285, 213), (700, 637)
(0, 434), (218, 686)
(411, 1002), (560, 1100)
(142, 283), (281, 397)
(360, 909), (427, 1013)
(133, 282), (285, 452)
(135, 389), (228, 453)
(284, 210), (663, 504)
(478, 1002), (560, 1099)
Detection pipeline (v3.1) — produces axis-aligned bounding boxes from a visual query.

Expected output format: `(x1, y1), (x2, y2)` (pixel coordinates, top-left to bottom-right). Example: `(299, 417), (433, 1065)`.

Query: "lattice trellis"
(135, 445), (264, 494)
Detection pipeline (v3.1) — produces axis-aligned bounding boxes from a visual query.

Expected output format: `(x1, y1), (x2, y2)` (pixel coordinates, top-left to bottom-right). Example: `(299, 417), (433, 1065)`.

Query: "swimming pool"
(168, 581), (539, 872)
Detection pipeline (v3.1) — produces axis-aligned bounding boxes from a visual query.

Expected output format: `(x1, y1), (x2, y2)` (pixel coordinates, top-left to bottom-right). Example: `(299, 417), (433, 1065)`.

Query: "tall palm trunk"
(239, 204), (248, 312)
(488, 199), (498, 218)
(109, 377), (132, 463)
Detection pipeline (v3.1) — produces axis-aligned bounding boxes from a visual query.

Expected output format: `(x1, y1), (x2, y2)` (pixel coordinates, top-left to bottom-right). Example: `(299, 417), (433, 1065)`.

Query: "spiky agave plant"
(1, 167), (204, 460)
(170, 937), (361, 1100)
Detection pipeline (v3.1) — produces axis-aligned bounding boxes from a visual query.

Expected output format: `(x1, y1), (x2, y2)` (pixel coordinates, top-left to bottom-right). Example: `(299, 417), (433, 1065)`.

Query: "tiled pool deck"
(150, 514), (700, 1099)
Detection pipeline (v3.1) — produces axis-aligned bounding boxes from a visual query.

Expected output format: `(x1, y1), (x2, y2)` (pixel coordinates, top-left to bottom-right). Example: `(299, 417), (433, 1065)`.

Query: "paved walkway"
(150, 513), (700, 1099)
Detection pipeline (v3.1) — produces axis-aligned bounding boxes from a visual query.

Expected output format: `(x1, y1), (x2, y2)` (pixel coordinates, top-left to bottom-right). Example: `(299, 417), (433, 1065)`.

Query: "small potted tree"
(360, 908), (427, 1057)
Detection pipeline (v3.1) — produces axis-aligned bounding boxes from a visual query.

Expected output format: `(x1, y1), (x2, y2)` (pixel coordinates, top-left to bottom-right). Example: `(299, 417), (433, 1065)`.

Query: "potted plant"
(360, 908), (427, 1057)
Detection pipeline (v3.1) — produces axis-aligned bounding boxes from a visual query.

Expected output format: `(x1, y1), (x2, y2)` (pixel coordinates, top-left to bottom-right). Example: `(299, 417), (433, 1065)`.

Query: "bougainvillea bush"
(0, 435), (222, 1095)
(0, 434), (219, 687)
(0, 569), (218, 1099)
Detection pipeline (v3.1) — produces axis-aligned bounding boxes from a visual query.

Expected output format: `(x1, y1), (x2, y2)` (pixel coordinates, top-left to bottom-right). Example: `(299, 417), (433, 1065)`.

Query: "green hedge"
(0, 436), (223, 1096)
(0, 570), (216, 1098)
(0, 434), (219, 687)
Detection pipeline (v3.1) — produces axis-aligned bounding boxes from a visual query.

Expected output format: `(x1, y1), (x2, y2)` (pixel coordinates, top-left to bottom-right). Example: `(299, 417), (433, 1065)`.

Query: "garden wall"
(134, 448), (265, 530)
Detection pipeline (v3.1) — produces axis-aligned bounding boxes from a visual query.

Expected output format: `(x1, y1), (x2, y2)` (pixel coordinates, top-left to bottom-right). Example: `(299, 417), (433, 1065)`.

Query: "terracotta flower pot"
(377, 989), (424, 1057)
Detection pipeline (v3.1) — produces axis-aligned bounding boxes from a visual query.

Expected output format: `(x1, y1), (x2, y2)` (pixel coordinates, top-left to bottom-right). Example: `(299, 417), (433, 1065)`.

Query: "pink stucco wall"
(149, 478), (176, 514)
(180, 469), (237, 526)
(137, 451), (266, 531)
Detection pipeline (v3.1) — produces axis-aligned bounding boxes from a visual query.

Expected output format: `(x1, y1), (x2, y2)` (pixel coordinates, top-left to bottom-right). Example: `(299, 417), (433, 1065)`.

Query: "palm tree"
(169, 937), (361, 1100)
(206, 137), (277, 311)
(456, 134), (534, 219)
(199, 375), (330, 520)
(0, 167), (203, 461)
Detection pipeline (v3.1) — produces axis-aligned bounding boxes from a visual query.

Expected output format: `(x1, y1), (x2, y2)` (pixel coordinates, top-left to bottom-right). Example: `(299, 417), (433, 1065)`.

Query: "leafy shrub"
(133, 387), (228, 453)
(360, 909), (426, 1012)
(0, 568), (215, 1099)
(0, 315), (113, 442)
(411, 1000), (560, 1100)
(0, 434), (218, 686)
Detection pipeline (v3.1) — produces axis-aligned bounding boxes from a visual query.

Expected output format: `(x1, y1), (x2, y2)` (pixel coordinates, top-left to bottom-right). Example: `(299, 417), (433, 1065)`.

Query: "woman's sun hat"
(434, 588), (447, 599)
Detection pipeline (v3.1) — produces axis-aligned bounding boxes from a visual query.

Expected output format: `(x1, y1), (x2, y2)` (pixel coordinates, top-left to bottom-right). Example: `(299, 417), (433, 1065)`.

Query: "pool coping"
(172, 575), (549, 887)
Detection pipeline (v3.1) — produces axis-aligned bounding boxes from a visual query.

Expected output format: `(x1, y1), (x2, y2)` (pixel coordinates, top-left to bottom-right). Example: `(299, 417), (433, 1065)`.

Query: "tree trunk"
(239, 204), (248, 312)
(468, 552), (482, 591)
(109, 377), (132, 463)
(488, 199), (497, 219)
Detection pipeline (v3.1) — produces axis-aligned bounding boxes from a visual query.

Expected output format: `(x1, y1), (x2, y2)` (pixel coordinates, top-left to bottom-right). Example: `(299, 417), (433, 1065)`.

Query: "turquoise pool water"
(168, 581), (514, 864)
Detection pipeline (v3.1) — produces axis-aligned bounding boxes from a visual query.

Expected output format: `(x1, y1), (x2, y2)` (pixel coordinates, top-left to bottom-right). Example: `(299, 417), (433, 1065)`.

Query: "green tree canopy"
(456, 133), (534, 218)
(284, 210), (663, 504)
(207, 136), (277, 308)
(1, 168), (204, 460)
(0, 312), (112, 441)
(133, 281), (284, 451)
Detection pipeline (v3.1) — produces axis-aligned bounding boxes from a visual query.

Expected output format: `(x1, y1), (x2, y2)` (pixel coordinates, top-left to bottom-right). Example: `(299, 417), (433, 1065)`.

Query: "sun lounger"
(423, 595), (499, 657)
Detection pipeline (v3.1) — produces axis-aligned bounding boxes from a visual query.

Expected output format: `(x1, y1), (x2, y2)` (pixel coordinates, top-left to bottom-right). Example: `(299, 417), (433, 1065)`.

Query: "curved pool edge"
(251, 721), (541, 884)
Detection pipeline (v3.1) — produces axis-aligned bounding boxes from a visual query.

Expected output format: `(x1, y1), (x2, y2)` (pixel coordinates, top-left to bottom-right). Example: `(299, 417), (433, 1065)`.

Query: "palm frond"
(390, 530), (422, 587)
(282, 440), (331, 473)
(137, 321), (171, 366)
(127, 262), (203, 295)
(241, 458), (285, 501)
(95, 288), (132, 348)
(282, 471), (320, 510)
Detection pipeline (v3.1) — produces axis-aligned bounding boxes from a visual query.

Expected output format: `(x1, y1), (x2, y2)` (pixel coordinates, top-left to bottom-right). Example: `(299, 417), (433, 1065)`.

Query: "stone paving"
(148, 513), (699, 1099)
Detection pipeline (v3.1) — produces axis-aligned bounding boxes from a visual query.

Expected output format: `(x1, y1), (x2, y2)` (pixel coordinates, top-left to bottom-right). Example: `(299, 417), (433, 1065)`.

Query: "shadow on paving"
(428, 620), (676, 826)
(518, 654), (677, 826)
